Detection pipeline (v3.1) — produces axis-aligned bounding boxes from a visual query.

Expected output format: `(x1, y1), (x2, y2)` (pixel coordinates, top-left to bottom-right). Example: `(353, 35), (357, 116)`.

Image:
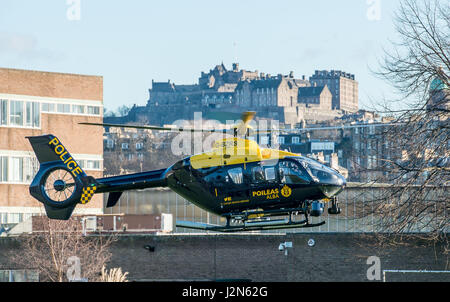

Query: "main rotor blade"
(79, 122), (229, 133)
(253, 122), (403, 133)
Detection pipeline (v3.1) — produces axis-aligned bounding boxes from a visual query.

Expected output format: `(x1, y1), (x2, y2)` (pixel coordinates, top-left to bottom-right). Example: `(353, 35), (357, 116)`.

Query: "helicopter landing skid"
(176, 219), (326, 233)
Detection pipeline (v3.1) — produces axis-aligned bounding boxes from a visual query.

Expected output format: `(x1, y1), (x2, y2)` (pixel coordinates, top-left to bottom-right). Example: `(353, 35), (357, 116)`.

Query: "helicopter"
(27, 112), (347, 232)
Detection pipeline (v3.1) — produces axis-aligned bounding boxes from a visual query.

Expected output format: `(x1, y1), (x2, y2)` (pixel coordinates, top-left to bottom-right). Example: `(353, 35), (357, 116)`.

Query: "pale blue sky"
(0, 0), (402, 111)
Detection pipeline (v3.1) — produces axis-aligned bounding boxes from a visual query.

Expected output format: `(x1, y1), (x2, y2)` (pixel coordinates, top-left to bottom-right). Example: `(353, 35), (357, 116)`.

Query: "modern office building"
(0, 68), (104, 226)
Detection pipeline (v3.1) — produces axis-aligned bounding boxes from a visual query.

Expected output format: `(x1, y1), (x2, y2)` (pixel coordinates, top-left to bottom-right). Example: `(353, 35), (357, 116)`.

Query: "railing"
(0, 270), (39, 282)
(382, 270), (450, 282)
(103, 184), (448, 233)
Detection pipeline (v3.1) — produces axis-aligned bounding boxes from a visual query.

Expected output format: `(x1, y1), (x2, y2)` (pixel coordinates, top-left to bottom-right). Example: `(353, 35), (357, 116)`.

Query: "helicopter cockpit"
(290, 157), (347, 197)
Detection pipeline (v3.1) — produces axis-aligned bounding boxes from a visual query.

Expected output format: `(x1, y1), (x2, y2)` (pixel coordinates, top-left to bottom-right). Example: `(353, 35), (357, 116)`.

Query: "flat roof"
(0, 67), (103, 79)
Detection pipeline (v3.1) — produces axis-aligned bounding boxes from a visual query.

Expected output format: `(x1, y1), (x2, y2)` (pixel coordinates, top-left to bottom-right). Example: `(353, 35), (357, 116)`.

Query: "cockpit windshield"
(295, 157), (340, 184)
(279, 160), (311, 184)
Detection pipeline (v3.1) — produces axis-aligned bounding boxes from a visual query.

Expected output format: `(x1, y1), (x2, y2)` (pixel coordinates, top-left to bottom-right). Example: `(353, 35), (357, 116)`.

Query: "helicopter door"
(249, 163), (280, 205)
(219, 166), (250, 210)
(278, 159), (312, 201)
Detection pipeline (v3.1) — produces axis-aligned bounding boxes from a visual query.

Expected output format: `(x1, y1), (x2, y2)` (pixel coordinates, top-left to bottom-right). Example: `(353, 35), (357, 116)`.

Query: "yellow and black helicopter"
(27, 112), (346, 232)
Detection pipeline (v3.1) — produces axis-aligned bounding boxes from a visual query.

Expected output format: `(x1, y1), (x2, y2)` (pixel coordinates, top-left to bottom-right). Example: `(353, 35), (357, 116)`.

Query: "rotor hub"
(53, 180), (66, 192)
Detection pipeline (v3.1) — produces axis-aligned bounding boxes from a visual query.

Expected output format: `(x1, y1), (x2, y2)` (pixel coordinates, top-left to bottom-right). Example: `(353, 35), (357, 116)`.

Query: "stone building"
(118, 64), (358, 127)
(199, 63), (258, 90)
(297, 85), (332, 109)
(309, 70), (358, 112)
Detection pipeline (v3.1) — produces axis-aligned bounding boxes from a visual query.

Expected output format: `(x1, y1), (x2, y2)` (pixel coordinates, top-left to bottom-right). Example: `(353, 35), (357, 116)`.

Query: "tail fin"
(27, 135), (98, 220)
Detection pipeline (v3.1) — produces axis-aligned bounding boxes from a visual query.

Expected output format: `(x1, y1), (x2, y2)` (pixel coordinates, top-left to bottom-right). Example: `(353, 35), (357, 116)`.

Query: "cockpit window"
(251, 166), (277, 183)
(264, 167), (276, 181)
(298, 158), (339, 183)
(227, 167), (243, 184)
(251, 166), (264, 183)
(279, 160), (310, 184)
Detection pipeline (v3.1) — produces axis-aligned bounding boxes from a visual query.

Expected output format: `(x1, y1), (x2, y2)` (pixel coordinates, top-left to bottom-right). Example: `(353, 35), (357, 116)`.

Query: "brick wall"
(0, 68), (103, 101)
(1, 234), (447, 282)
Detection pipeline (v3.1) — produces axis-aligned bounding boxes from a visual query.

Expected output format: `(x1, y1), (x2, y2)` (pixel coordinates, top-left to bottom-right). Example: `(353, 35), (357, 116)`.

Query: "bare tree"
(359, 0), (449, 250)
(11, 218), (117, 282)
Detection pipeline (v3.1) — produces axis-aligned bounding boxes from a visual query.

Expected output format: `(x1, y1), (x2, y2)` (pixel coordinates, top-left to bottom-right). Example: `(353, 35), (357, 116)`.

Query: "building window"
(0, 156), (38, 184)
(106, 139), (115, 149)
(0, 100), (7, 125)
(24, 102), (40, 128)
(10, 157), (23, 183)
(42, 103), (55, 113)
(86, 160), (100, 170)
(8, 213), (23, 224)
(57, 103), (71, 113)
(0, 213), (7, 224)
(73, 105), (85, 114)
(87, 106), (100, 115)
(121, 143), (129, 150)
(292, 137), (300, 144)
(25, 102), (32, 127)
(0, 156), (7, 182)
(32, 102), (40, 127)
(9, 100), (24, 126)
(136, 143), (144, 150)
(23, 157), (37, 183)
(277, 136), (285, 144)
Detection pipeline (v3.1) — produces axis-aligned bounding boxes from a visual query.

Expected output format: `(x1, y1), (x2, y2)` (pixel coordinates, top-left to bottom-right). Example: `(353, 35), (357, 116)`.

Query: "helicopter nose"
(319, 172), (346, 198)
(325, 171), (346, 186)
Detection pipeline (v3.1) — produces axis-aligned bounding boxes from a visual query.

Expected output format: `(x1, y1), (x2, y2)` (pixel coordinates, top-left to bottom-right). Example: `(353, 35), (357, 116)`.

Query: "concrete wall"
(1, 233), (447, 282)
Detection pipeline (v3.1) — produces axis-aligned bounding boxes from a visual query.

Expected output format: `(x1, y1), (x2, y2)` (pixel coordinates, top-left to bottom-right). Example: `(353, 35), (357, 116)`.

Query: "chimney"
(330, 153), (339, 170)
(302, 75), (305, 80)
(289, 71), (294, 78)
